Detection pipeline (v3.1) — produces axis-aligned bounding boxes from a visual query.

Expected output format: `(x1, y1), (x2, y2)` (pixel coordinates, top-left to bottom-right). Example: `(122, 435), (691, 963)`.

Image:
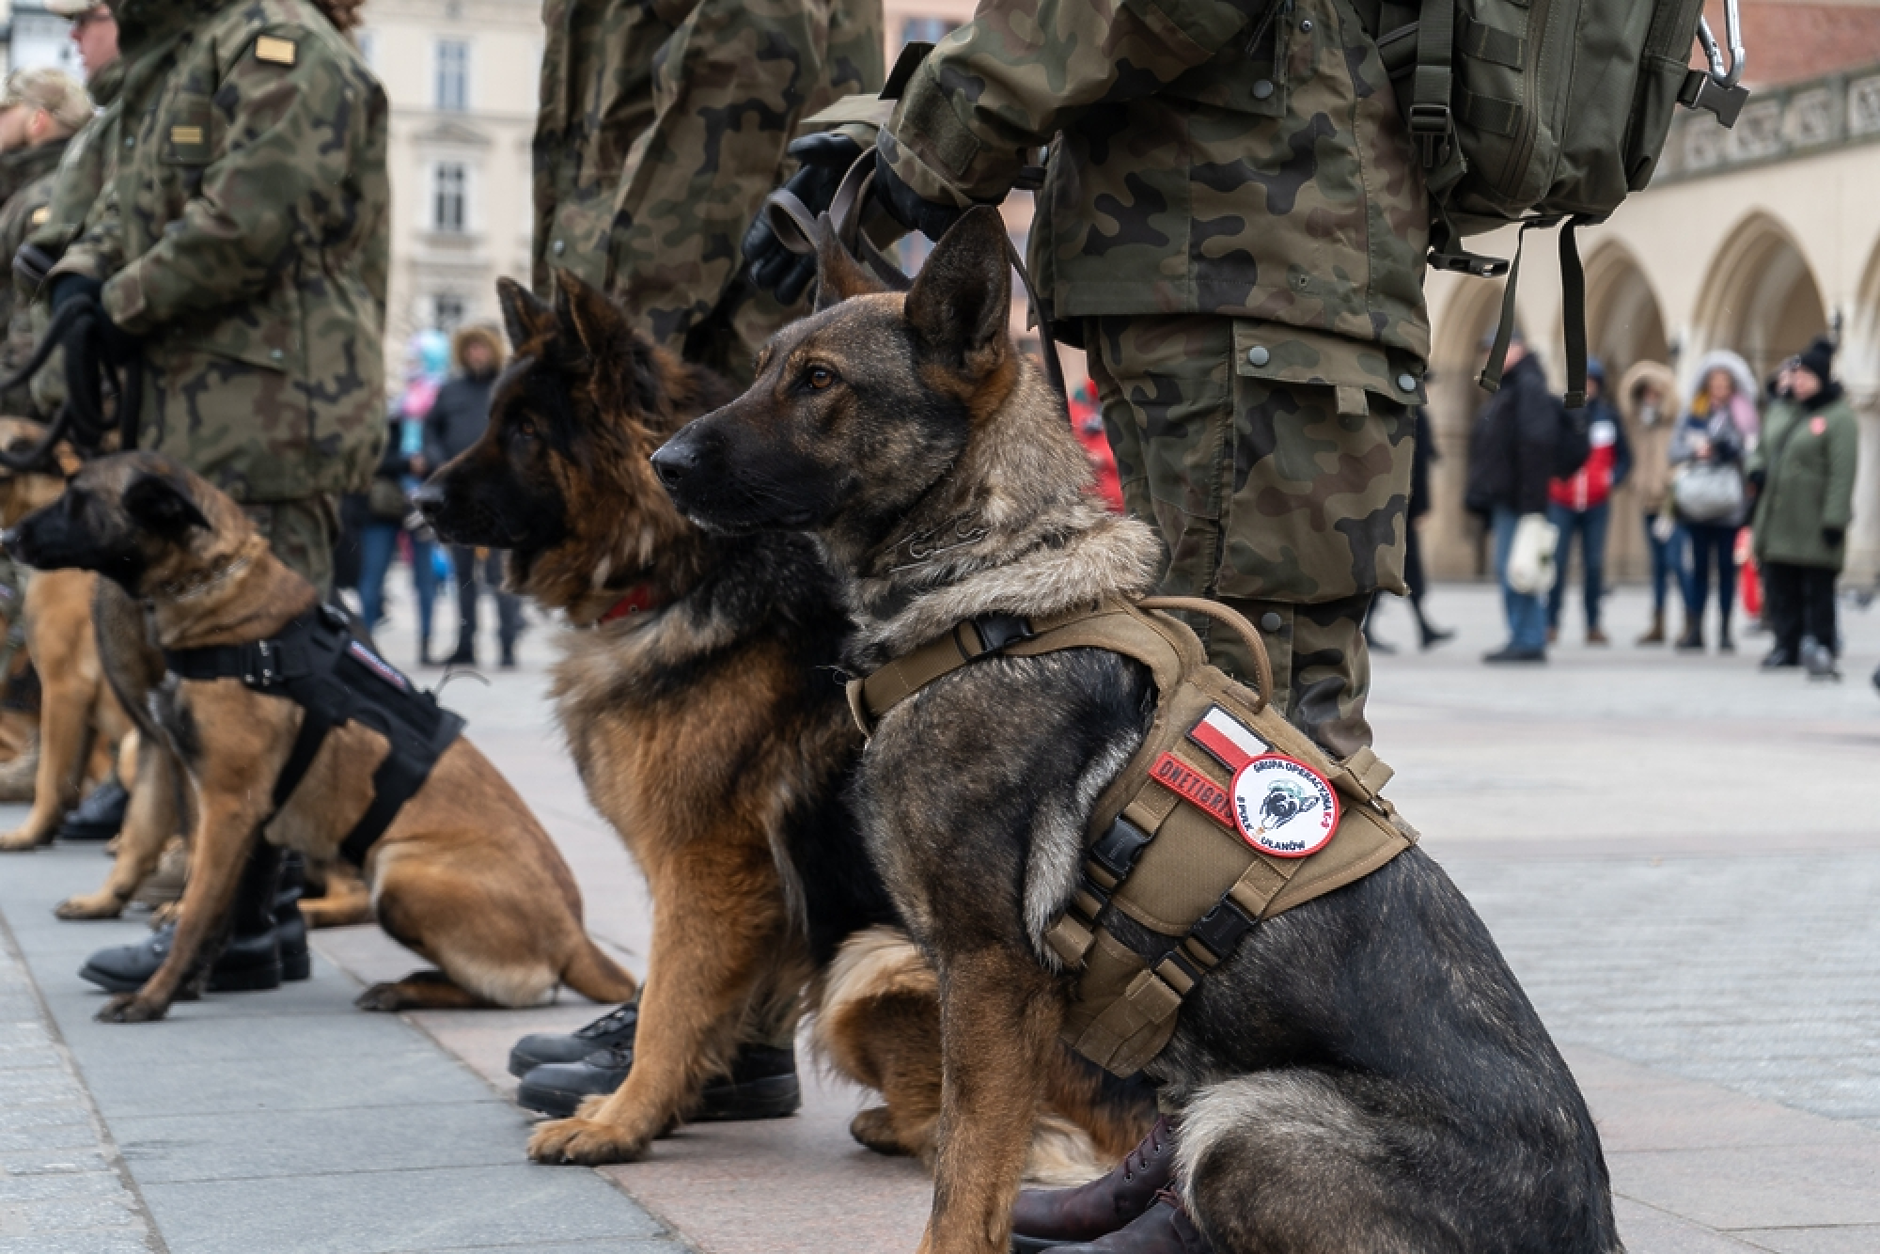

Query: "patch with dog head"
(415, 273), (734, 619)
(652, 207), (1019, 555)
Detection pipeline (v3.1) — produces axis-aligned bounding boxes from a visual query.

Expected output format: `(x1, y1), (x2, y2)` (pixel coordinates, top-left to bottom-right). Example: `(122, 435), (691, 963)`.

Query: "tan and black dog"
(7, 451), (638, 1022)
(0, 420), (134, 863)
(415, 273), (1151, 1176)
(653, 209), (1620, 1254)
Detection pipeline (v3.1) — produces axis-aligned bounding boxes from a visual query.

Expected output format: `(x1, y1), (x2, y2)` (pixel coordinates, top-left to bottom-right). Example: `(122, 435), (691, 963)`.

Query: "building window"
(435, 39), (469, 111)
(902, 17), (958, 46)
(433, 294), (466, 332)
(432, 163), (467, 233)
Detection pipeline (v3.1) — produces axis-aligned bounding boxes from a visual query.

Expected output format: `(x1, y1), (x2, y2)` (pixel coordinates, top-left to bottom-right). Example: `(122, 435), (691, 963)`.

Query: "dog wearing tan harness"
(651, 208), (1620, 1254)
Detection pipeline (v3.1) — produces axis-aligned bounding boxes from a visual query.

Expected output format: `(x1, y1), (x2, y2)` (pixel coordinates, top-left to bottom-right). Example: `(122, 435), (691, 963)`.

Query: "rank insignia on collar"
(1187, 704), (1267, 771)
(255, 35), (297, 65)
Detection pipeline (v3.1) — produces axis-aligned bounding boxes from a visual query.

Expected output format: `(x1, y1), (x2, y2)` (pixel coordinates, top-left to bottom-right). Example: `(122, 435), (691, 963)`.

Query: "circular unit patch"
(1229, 754), (1339, 858)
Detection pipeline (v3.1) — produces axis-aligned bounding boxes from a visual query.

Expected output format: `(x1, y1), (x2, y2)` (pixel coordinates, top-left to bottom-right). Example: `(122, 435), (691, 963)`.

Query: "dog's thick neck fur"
(141, 491), (316, 651)
(502, 292), (730, 630)
(833, 343), (1161, 672)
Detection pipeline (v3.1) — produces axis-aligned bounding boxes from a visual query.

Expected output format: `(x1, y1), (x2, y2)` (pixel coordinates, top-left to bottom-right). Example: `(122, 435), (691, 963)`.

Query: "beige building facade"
(357, 0), (539, 378)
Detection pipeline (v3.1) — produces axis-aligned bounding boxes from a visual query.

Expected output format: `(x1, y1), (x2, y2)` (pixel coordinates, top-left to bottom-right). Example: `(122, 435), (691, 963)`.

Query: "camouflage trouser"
(241, 496), (339, 601)
(1086, 316), (1413, 756)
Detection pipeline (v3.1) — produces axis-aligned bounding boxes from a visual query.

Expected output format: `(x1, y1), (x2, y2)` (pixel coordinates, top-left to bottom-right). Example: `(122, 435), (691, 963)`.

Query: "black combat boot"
(276, 852), (310, 982)
(509, 997), (641, 1075)
(1009, 1116), (1176, 1252)
(516, 1041), (801, 1122)
(57, 778), (129, 841)
(1045, 1191), (1216, 1254)
(81, 841), (288, 993)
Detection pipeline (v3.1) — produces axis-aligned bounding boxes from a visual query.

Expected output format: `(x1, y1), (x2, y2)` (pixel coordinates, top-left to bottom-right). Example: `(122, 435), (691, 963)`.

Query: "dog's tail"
(810, 925), (1119, 1185)
(562, 936), (639, 1004)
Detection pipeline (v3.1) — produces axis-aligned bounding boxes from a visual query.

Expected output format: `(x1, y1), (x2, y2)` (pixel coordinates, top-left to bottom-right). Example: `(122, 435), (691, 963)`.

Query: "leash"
(0, 294), (142, 473)
(759, 143), (1070, 403)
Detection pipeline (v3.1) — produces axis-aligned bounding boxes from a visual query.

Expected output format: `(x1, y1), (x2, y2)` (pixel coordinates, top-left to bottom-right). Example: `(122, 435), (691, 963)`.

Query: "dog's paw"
(0, 829), (47, 852)
(148, 902), (181, 928)
(354, 982), (406, 1012)
(526, 1116), (651, 1166)
(849, 1105), (917, 1157)
(54, 893), (125, 920)
(97, 993), (167, 1023)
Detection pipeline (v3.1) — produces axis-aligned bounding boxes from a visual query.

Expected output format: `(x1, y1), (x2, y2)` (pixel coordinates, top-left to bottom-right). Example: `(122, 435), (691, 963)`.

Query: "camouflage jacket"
(23, 59), (124, 420)
(882, 0), (1432, 399)
(52, 0), (389, 503)
(531, 0), (669, 293)
(599, 0), (882, 366)
(0, 140), (71, 416)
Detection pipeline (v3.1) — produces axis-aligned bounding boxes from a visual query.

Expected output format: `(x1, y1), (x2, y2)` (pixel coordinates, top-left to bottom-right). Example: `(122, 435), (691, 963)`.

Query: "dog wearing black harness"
(7, 451), (639, 1022)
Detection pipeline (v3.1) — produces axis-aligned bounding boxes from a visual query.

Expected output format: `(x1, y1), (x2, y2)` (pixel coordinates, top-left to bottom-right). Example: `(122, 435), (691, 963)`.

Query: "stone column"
(1846, 391), (1880, 589)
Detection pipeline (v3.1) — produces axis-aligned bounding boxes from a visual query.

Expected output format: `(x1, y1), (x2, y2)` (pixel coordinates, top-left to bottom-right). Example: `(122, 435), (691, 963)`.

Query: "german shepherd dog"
(652, 209), (1621, 1254)
(0, 420), (134, 861)
(6, 452), (639, 1023)
(414, 272), (1152, 1174)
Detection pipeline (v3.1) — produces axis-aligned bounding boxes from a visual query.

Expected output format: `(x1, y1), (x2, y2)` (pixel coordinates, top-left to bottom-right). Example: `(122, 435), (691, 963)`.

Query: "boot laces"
(1124, 1124), (1165, 1179)
(576, 1003), (637, 1038)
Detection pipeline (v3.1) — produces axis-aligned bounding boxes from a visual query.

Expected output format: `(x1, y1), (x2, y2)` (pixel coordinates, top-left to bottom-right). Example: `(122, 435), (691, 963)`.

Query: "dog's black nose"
(650, 442), (696, 493)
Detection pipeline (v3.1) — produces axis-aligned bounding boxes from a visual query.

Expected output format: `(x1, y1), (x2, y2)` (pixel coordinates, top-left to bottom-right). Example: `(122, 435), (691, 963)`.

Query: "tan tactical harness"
(849, 597), (1416, 1076)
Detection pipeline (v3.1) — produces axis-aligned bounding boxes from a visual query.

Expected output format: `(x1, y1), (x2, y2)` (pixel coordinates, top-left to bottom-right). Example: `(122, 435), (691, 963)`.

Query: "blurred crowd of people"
(1456, 330), (1861, 677)
(334, 326), (523, 668)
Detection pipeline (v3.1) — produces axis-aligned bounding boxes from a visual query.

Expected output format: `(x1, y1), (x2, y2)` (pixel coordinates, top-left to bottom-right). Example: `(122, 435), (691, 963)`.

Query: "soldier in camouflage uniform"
(533, 0), (882, 384)
(0, 69), (95, 419)
(47, 0), (388, 596)
(867, 0), (1430, 760)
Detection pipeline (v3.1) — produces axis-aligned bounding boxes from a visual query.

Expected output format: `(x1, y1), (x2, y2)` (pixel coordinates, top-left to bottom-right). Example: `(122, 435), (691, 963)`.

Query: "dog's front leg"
(528, 834), (785, 1165)
(56, 738), (181, 919)
(98, 788), (264, 1023)
(921, 947), (1068, 1254)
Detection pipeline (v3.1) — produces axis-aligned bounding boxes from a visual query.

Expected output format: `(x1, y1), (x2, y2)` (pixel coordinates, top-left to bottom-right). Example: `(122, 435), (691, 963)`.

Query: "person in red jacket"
(1068, 379), (1123, 513)
(1547, 360), (1632, 645)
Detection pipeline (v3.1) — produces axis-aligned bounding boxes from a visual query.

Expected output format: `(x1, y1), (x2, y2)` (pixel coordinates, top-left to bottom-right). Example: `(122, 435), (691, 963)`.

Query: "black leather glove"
(51, 273), (101, 312)
(13, 242), (57, 292)
(742, 132), (865, 305)
(873, 144), (967, 242)
(1824, 527), (1845, 548)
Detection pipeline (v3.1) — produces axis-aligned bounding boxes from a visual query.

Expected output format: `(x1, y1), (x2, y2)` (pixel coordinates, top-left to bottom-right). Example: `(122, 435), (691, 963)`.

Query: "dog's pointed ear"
(553, 269), (619, 360)
(122, 472), (209, 538)
(902, 206), (1011, 373)
(813, 216), (884, 313)
(497, 276), (557, 351)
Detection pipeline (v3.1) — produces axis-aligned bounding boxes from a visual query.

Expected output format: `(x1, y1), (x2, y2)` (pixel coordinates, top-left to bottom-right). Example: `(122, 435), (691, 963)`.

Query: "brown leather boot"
(1046, 1191), (1216, 1254)
(1011, 1116), (1176, 1252)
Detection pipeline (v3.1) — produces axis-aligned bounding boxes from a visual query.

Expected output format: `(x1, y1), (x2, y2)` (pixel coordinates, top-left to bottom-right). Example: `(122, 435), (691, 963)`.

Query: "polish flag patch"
(348, 640), (412, 693)
(1187, 705), (1268, 771)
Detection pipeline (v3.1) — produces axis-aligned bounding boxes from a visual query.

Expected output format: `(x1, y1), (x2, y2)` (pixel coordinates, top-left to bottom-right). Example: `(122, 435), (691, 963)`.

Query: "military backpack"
(1357, 0), (1751, 405)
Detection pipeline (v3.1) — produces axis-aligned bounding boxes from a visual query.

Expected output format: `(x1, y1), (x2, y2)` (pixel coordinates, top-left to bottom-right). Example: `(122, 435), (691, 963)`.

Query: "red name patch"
(1149, 752), (1235, 831)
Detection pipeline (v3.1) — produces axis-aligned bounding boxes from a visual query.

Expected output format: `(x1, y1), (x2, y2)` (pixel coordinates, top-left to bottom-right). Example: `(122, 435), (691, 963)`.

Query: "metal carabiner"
(1696, 0), (1746, 90)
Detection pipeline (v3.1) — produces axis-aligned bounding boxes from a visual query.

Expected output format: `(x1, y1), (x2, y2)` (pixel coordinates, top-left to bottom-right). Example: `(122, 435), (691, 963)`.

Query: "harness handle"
(1138, 596), (1274, 716)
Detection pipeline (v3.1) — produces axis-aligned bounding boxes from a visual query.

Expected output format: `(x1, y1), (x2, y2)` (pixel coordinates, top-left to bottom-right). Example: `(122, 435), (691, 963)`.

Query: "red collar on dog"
(596, 584), (664, 626)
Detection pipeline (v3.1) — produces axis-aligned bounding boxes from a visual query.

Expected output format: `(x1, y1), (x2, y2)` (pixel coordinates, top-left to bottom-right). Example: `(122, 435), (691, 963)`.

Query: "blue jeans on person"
(357, 521), (400, 632)
(1642, 512), (1677, 614)
(1682, 520), (1737, 639)
(1493, 506), (1548, 652)
(410, 536), (440, 653)
(1545, 501), (1611, 632)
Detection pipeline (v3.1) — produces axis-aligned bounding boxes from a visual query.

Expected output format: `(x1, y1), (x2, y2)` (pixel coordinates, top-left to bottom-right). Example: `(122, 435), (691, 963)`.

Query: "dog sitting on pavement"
(415, 271), (1154, 1178)
(6, 451), (639, 1022)
(651, 208), (1621, 1254)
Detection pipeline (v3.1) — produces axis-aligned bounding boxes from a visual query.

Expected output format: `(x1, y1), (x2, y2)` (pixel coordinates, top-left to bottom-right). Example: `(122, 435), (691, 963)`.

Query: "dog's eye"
(805, 366), (836, 391)
(511, 419), (538, 443)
